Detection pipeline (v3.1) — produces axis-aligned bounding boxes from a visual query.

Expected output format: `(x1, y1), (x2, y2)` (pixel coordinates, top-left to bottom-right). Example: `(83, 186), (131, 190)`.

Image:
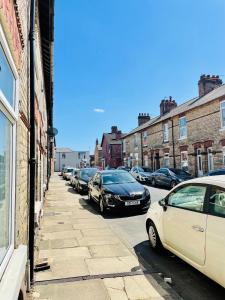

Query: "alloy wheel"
(148, 225), (157, 248)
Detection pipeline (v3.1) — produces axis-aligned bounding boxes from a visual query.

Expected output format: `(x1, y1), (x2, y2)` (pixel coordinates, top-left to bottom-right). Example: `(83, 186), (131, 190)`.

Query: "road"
(100, 185), (225, 300)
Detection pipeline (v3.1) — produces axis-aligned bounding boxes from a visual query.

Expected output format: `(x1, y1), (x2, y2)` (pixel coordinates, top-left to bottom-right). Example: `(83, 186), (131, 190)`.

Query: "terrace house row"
(122, 75), (225, 177)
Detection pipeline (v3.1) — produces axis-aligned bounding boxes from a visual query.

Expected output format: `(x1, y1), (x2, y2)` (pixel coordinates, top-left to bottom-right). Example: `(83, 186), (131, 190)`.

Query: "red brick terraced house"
(101, 126), (126, 169)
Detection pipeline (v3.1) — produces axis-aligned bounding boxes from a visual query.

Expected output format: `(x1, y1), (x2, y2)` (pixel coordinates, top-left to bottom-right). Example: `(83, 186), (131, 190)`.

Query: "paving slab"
(39, 246), (91, 259)
(89, 244), (131, 258)
(40, 230), (82, 240)
(35, 279), (110, 300)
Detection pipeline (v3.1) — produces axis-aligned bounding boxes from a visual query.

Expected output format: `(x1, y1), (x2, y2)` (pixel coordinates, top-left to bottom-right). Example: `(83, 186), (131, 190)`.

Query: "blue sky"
(54, 0), (225, 153)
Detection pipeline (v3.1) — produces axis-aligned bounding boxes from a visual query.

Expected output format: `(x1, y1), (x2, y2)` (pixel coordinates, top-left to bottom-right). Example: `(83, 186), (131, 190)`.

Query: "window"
(163, 123), (169, 142)
(163, 154), (170, 167)
(223, 147), (225, 167)
(207, 148), (214, 172)
(133, 133), (139, 149)
(209, 186), (225, 217)
(168, 185), (206, 212)
(143, 131), (148, 146)
(179, 117), (187, 139)
(144, 155), (148, 167)
(0, 44), (15, 108)
(181, 151), (188, 171)
(159, 168), (169, 175)
(0, 31), (18, 277)
(220, 101), (225, 129)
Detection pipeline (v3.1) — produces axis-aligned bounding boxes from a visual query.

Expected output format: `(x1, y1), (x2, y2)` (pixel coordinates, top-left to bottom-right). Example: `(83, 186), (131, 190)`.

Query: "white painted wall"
(55, 150), (90, 171)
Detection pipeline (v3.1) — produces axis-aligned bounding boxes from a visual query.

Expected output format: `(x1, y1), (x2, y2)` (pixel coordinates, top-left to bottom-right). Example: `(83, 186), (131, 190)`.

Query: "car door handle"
(192, 225), (204, 232)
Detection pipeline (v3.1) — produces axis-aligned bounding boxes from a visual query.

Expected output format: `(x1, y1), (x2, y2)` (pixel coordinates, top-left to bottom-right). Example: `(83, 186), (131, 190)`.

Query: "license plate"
(125, 200), (140, 206)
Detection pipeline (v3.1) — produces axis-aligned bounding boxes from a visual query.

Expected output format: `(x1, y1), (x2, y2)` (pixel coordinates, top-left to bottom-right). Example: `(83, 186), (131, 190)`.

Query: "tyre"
(147, 220), (163, 251)
(99, 197), (107, 215)
(170, 180), (176, 189)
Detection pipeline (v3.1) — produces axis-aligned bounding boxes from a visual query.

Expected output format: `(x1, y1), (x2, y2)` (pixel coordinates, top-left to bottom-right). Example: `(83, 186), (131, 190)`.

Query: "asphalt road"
(102, 185), (225, 300)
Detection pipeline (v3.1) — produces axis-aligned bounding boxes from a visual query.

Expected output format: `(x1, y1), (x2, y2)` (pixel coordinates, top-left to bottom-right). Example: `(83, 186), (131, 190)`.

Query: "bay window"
(0, 28), (18, 278)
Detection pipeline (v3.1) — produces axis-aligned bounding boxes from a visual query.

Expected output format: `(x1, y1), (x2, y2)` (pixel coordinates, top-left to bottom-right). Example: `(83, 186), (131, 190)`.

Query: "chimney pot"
(138, 113), (150, 126)
(160, 97), (177, 116)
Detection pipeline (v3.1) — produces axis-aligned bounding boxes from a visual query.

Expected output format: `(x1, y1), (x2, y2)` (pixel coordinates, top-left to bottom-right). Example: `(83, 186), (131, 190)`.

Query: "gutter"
(28, 0), (36, 285)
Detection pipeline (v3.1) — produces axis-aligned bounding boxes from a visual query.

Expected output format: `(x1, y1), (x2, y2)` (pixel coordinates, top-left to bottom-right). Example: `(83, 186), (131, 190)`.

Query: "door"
(197, 149), (203, 177)
(91, 173), (101, 201)
(163, 184), (207, 266)
(205, 185), (225, 287)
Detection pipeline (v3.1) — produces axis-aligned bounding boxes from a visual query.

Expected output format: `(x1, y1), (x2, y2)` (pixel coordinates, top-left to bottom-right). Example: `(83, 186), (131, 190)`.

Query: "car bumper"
(105, 195), (151, 211)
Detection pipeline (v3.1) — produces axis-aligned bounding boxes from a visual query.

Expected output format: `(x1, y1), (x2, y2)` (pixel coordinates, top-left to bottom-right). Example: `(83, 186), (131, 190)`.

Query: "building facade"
(123, 75), (225, 177)
(0, 1), (54, 299)
(94, 138), (102, 167)
(55, 148), (90, 171)
(101, 126), (125, 168)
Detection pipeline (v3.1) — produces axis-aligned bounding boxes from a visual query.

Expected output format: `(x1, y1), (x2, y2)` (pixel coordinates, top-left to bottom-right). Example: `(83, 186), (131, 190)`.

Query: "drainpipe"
(171, 118), (176, 168)
(140, 132), (144, 166)
(29, 0), (36, 285)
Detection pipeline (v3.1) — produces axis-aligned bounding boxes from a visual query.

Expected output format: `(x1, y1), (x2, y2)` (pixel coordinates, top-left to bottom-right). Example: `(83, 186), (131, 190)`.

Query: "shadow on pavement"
(134, 240), (225, 300)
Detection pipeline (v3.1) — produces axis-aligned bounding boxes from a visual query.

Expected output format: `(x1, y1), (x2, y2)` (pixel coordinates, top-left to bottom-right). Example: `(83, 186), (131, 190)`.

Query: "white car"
(130, 166), (152, 183)
(63, 167), (74, 180)
(70, 168), (79, 187)
(146, 175), (225, 288)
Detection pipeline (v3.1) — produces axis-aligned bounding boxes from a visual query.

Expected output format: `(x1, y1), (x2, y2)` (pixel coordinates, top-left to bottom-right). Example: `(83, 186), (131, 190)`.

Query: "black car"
(150, 168), (193, 189)
(74, 168), (98, 194)
(207, 168), (225, 176)
(117, 166), (131, 172)
(88, 170), (151, 214)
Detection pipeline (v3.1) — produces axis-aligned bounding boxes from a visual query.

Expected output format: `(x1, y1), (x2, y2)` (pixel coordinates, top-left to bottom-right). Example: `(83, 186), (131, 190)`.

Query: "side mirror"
(159, 198), (168, 211)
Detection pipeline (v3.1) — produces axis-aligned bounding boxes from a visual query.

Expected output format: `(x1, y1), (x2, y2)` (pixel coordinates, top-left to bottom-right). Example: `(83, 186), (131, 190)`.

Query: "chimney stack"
(111, 126), (118, 134)
(198, 74), (222, 97)
(160, 96), (177, 116)
(138, 113), (150, 126)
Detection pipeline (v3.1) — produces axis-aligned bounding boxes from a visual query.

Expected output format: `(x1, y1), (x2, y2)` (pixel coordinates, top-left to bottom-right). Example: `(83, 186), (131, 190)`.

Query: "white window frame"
(179, 116), (187, 139)
(220, 100), (225, 129)
(163, 123), (169, 142)
(0, 25), (19, 279)
(181, 151), (188, 170)
(163, 153), (170, 167)
(207, 148), (214, 172)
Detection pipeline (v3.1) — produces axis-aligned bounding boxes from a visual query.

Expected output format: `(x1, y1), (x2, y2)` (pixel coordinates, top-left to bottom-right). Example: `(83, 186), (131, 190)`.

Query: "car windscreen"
(169, 168), (190, 176)
(67, 168), (73, 173)
(102, 172), (136, 185)
(80, 169), (97, 179)
(142, 167), (152, 172)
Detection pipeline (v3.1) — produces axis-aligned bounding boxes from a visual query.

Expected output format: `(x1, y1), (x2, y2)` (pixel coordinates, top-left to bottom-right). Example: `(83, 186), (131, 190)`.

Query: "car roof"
(177, 175), (225, 188)
(98, 170), (128, 174)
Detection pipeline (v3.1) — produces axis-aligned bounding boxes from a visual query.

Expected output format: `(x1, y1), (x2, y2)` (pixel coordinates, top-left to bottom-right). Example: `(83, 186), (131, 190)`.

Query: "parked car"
(63, 167), (74, 180)
(146, 175), (225, 289)
(117, 166), (131, 172)
(74, 168), (98, 194)
(59, 167), (66, 176)
(130, 166), (152, 183)
(70, 168), (80, 187)
(88, 170), (151, 214)
(207, 168), (225, 176)
(150, 168), (193, 189)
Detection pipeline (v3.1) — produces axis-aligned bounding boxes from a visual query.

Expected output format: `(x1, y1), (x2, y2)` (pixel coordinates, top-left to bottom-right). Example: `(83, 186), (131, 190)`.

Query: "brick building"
(122, 75), (225, 177)
(94, 138), (102, 167)
(101, 126), (125, 168)
(0, 1), (54, 299)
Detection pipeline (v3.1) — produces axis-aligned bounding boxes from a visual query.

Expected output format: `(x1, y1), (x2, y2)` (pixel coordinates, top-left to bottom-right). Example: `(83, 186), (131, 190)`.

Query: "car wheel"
(151, 178), (156, 186)
(147, 221), (163, 251)
(99, 198), (106, 215)
(170, 181), (176, 189)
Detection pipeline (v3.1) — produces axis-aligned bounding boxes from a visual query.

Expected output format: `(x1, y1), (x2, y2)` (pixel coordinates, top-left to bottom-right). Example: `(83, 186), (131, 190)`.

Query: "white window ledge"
(219, 127), (225, 132)
(178, 137), (187, 141)
(0, 245), (27, 300)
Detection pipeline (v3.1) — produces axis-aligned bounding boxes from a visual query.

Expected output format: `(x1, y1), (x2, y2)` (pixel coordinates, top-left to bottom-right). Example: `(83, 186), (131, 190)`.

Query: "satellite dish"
(47, 127), (58, 137)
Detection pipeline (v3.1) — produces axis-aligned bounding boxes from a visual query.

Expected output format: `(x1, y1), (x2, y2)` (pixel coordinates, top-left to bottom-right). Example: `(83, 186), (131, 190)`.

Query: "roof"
(123, 84), (225, 138)
(101, 132), (126, 146)
(56, 148), (73, 153)
(38, 0), (54, 127)
(176, 175), (225, 188)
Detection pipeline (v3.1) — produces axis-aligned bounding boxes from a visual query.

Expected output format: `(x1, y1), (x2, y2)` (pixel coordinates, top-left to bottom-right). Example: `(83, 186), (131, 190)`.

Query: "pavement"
(29, 174), (180, 300)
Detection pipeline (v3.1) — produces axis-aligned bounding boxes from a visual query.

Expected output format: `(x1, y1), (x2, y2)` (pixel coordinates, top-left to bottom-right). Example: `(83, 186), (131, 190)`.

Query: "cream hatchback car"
(146, 176), (225, 288)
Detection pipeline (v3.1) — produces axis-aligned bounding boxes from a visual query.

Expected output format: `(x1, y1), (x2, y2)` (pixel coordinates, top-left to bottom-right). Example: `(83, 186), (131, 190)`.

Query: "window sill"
(219, 128), (225, 132)
(0, 245), (27, 300)
(178, 137), (187, 141)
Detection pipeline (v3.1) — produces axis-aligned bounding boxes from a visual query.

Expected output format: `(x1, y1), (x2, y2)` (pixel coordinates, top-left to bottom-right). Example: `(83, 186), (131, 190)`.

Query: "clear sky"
(54, 0), (225, 153)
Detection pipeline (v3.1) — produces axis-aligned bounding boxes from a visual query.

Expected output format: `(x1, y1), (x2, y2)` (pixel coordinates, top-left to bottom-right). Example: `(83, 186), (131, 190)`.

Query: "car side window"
(168, 184), (207, 212)
(159, 169), (169, 175)
(209, 186), (225, 218)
